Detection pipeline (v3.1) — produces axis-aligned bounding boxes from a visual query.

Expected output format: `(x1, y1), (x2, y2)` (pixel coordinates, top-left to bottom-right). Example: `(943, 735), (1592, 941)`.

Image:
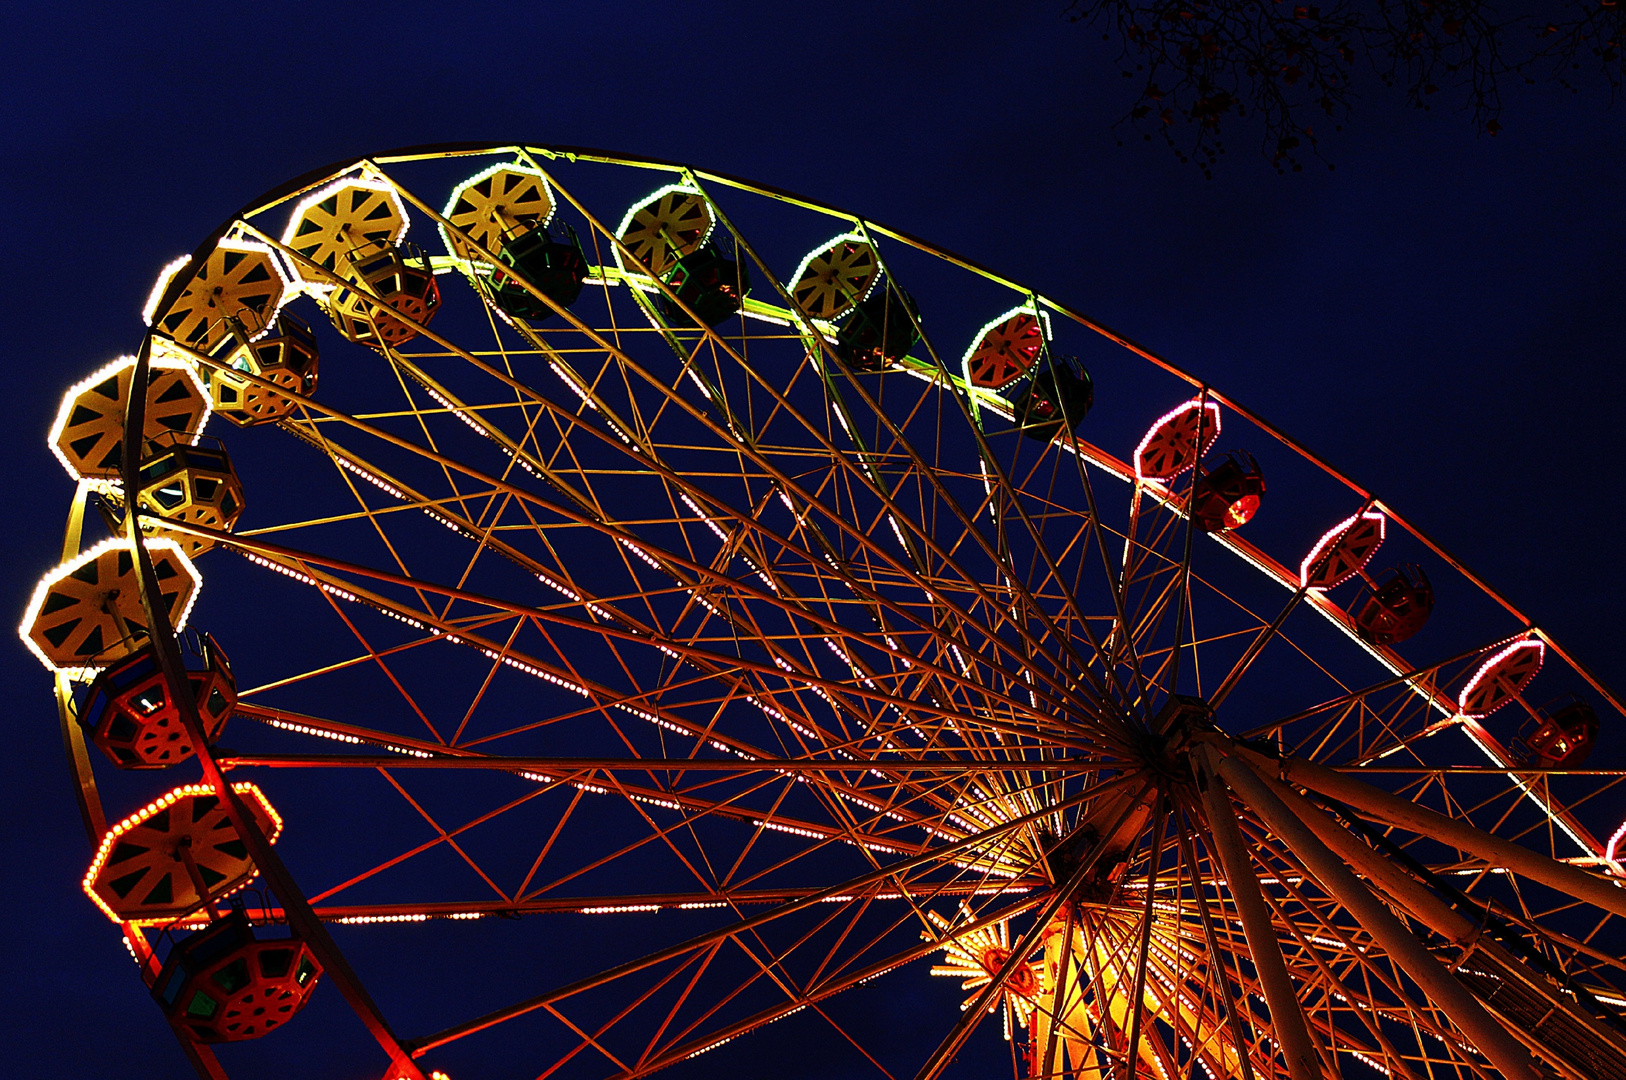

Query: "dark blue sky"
(2, 3), (1623, 1077)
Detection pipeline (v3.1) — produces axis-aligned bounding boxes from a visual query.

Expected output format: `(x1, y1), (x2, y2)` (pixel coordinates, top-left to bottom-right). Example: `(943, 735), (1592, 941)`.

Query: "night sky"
(3, 3), (1624, 1078)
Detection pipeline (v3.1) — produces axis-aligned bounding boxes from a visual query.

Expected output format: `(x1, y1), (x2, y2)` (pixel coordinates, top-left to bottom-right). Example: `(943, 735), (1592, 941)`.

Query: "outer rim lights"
(81, 781), (281, 924)
(1299, 509), (1386, 591)
(1133, 399), (1223, 482)
(1456, 636), (1545, 719)
(611, 183), (714, 276)
(17, 535), (203, 676)
(47, 354), (213, 482)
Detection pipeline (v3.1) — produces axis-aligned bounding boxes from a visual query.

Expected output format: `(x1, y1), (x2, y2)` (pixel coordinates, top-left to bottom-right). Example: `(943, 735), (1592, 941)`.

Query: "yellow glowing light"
(439, 160), (556, 266)
(47, 353), (212, 482)
(279, 175), (409, 284)
(925, 903), (1044, 1041)
(611, 182), (715, 277)
(141, 239), (295, 341)
(81, 781), (282, 924)
(17, 535), (203, 676)
(786, 231), (879, 321)
(141, 255), (193, 325)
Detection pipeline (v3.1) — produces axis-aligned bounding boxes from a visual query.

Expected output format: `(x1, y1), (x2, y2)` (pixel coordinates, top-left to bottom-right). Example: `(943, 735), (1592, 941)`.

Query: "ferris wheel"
(21, 143), (1626, 1080)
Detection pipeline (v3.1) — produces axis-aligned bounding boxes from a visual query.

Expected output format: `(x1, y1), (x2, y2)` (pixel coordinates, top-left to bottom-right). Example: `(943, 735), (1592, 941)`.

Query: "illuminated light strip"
(1350, 1052), (1392, 1077)
(1459, 724), (1597, 857)
(580, 904), (659, 915)
(837, 792), (907, 823)
(742, 307), (792, 327)
(1132, 398), (1222, 482)
(679, 900), (728, 909)
(422, 386), (497, 443)
(746, 695), (822, 741)
(546, 361), (643, 450)
(685, 1004), (807, 1061)
(632, 795), (683, 811)
(332, 455), (407, 501)
(754, 819), (825, 840)
(254, 714), (434, 759)
(950, 860), (1022, 878)
(540, 576), (582, 602)
(1605, 818), (1626, 876)
(887, 515), (909, 552)
(238, 550), (429, 631)
(678, 492), (731, 544)
(82, 782), (282, 924)
(336, 913), (429, 925)
(18, 535), (203, 677)
(618, 537), (664, 571)
(615, 701), (693, 739)
(478, 648), (590, 697)
(262, 717), (362, 744)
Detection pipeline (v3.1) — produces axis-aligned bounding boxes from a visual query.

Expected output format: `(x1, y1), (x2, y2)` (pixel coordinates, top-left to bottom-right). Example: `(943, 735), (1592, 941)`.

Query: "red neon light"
(1456, 637), (1545, 719)
(1226, 492), (1261, 529)
(1133, 399), (1222, 482)
(1299, 510), (1385, 590)
(1605, 819), (1626, 874)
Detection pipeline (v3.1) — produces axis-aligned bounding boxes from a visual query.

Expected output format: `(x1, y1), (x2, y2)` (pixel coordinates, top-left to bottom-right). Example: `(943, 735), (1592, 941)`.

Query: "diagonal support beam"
(1233, 744), (1626, 919)
(1215, 752), (1542, 1080)
(122, 335), (425, 1080)
(1194, 745), (1328, 1080)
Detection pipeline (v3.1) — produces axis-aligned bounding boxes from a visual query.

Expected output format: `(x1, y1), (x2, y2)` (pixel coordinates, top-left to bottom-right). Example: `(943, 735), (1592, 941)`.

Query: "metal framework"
(24, 143), (1626, 1080)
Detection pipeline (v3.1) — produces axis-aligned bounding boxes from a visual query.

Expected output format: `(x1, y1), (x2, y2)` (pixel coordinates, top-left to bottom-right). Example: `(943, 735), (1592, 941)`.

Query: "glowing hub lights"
(926, 905), (1044, 1041)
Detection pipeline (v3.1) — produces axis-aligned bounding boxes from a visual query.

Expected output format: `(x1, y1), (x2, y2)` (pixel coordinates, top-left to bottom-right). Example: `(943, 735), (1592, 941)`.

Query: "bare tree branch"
(1063, 0), (1625, 173)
